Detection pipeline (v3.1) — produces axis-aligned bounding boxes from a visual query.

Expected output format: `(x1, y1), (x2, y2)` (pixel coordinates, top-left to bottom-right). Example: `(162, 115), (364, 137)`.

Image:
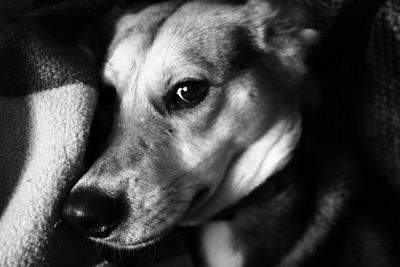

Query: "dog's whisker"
(172, 182), (211, 195)
(162, 206), (190, 217)
(157, 135), (235, 194)
(160, 175), (186, 193)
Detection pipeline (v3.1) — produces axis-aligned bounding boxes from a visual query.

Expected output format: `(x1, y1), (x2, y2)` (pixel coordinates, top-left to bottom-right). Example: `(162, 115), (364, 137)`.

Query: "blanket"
(298, 0), (400, 192)
(304, 0), (400, 194)
(0, 0), (112, 266)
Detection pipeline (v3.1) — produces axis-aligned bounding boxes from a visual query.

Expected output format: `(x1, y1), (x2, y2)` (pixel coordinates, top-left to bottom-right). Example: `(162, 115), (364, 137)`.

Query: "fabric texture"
(359, 0), (400, 190)
(307, 0), (400, 193)
(0, 0), (112, 266)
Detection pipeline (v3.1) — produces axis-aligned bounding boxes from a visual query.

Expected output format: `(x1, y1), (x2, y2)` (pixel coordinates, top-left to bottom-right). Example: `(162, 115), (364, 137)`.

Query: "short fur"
(62, 1), (400, 266)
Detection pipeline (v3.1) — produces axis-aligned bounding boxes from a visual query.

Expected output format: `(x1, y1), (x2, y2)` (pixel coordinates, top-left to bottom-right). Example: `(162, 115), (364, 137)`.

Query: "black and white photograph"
(0, 0), (399, 266)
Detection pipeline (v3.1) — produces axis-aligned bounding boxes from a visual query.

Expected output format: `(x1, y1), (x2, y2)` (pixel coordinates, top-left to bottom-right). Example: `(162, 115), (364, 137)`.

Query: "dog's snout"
(62, 188), (124, 238)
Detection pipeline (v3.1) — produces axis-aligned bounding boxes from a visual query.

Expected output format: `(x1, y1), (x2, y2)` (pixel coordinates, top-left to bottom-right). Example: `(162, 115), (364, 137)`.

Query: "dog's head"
(63, 0), (317, 249)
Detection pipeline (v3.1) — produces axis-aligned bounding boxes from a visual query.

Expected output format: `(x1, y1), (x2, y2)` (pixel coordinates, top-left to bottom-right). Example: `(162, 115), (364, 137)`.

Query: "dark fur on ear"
(246, 0), (318, 53)
(244, 0), (320, 112)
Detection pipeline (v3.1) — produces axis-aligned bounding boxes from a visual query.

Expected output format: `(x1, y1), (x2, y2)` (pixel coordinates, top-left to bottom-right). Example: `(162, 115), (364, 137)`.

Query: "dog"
(63, 1), (397, 266)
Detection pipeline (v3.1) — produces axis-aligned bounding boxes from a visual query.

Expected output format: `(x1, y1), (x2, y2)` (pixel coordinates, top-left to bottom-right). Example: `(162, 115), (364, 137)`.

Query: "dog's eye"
(169, 81), (209, 110)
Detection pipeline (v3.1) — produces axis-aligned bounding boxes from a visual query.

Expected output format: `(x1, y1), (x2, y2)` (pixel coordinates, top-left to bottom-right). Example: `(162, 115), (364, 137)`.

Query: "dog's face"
(63, 0), (316, 249)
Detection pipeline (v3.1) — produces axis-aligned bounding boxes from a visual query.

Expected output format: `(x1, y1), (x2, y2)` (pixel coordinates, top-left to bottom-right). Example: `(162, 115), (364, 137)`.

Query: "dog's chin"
(97, 234), (169, 267)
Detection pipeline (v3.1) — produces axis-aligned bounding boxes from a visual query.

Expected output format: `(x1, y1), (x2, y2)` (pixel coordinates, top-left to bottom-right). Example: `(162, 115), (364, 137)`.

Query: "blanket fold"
(0, 0), (112, 266)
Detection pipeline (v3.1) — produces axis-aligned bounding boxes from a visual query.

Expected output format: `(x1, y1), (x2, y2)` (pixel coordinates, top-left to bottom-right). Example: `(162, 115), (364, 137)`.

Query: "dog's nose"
(62, 188), (123, 238)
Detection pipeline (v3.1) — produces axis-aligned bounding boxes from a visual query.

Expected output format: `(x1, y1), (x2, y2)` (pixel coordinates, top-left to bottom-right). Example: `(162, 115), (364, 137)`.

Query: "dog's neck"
(181, 114), (302, 225)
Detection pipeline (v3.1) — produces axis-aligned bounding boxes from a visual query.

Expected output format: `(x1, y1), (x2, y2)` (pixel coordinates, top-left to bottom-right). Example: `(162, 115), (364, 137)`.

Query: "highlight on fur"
(61, 1), (333, 266)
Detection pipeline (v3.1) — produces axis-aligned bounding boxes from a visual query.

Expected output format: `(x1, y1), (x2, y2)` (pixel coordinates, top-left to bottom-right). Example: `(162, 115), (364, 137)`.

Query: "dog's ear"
(246, 0), (318, 54)
(246, 0), (319, 109)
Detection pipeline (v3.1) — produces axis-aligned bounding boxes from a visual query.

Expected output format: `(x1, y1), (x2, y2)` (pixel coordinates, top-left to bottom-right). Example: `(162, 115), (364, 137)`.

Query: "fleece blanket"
(0, 0), (112, 266)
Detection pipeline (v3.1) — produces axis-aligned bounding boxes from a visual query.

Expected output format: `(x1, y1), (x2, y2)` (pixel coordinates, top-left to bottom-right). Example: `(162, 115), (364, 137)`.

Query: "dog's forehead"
(105, 1), (250, 91)
(112, 1), (245, 53)
(148, 2), (247, 76)
(103, 2), (181, 88)
(142, 2), (254, 97)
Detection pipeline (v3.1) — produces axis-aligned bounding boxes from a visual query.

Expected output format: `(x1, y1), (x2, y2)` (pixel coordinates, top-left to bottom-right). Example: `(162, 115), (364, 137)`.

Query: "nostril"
(62, 188), (124, 238)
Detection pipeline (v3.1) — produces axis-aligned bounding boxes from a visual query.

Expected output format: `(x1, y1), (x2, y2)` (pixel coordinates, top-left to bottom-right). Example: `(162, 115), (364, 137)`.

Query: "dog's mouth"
(122, 231), (168, 249)
(99, 232), (168, 266)
(92, 187), (210, 250)
(96, 228), (170, 251)
(101, 229), (191, 267)
(98, 190), (210, 265)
